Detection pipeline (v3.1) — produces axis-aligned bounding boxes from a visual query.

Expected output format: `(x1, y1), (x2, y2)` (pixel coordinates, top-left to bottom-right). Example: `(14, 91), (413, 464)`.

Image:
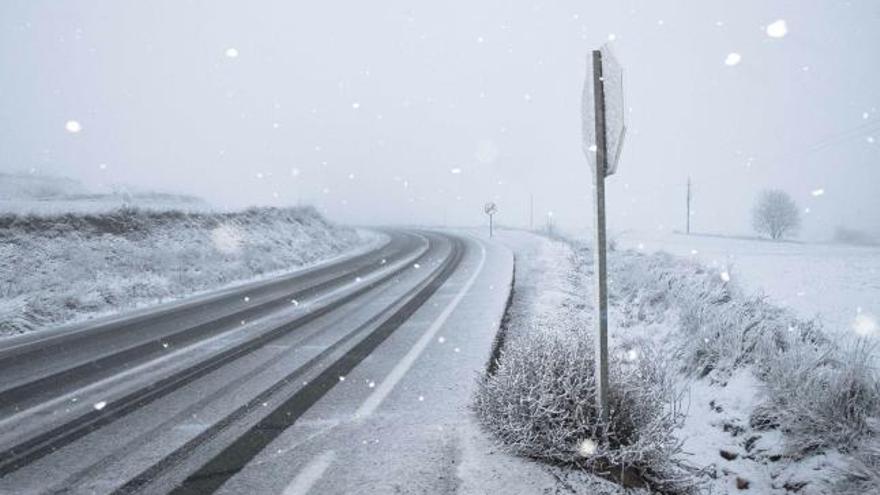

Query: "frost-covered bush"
(754, 338), (880, 456)
(837, 438), (880, 494)
(0, 206), (365, 336)
(475, 325), (689, 492)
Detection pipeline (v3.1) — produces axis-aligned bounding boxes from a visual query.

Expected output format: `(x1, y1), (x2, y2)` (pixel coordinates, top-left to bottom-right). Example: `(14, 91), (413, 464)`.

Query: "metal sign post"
(484, 202), (497, 238)
(583, 45), (626, 422)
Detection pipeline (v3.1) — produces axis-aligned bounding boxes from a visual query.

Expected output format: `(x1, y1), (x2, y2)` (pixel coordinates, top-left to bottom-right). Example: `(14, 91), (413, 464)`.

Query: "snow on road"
(214, 234), (517, 495)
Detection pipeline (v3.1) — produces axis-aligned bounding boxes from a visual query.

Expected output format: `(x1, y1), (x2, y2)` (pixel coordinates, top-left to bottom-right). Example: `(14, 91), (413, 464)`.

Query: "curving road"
(0, 230), (513, 494)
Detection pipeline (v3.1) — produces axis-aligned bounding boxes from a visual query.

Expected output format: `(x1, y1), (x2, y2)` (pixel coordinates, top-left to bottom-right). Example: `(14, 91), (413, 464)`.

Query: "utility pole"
(686, 177), (692, 235)
(529, 194), (534, 230)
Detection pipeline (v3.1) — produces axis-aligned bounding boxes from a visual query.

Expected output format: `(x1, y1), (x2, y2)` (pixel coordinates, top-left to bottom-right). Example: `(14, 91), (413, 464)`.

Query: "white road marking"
(281, 450), (336, 495)
(355, 239), (487, 419)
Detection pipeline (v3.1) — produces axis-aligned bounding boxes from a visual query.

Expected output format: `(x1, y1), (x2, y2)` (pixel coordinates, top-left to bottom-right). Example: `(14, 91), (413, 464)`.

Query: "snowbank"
(0, 206), (374, 337)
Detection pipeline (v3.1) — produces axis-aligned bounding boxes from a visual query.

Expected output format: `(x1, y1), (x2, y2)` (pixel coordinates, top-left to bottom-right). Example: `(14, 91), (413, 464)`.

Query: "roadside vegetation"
(475, 236), (693, 494)
(0, 206), (370, 337)
(476, 231), (879, 494)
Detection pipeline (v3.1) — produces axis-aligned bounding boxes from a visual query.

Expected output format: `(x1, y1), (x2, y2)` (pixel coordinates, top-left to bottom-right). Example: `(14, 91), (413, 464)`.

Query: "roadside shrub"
(754, 338), (880, 456)
(837, 438), (880, 494)
(475, 325), (690, 492)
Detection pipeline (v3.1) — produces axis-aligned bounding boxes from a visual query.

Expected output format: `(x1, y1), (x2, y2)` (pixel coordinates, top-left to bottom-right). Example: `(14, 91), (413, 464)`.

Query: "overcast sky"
(1, 1), (878, 239)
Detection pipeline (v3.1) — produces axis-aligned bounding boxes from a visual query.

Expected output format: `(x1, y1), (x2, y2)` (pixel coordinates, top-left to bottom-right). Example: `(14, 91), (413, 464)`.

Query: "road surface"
(0, 230), (513, 494)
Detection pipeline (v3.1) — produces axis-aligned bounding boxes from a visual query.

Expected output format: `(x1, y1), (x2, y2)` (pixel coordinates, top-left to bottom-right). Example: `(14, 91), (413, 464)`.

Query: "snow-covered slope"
(0, 206), (375, 337)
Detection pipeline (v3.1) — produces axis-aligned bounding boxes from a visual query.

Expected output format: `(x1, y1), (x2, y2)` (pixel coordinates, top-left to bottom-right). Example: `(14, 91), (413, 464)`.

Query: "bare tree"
(752, 189), (801, 240)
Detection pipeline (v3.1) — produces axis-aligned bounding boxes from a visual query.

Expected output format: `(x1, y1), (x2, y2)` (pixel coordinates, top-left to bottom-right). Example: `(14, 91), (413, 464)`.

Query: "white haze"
(1, 1), (878, 240)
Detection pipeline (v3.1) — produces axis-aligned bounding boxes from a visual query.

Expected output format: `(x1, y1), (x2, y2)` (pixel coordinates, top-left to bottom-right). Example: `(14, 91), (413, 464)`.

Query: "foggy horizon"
(2, 1), (879, 239)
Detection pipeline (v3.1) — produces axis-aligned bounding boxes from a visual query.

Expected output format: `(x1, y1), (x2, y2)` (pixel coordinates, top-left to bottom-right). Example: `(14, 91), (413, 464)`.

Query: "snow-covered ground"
(0, 206), (378, 337)
(615, 230), (880, 345)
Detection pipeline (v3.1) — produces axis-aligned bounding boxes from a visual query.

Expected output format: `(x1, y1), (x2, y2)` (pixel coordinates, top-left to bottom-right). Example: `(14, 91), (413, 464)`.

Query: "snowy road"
(0, 230), (513, 494)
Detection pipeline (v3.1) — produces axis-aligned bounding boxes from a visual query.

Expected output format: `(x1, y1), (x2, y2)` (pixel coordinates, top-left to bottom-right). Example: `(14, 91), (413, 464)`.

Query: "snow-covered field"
(615, 231), (880, 345)
(0, 206), (376, 337)
(0, 172), (211, 215)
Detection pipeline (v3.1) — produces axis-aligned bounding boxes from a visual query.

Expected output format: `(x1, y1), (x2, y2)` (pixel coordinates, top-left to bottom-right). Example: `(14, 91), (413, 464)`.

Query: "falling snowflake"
(724, 53), (742, 66)
(244, 296), (250, 302)
(577, 438), (597, 456)
(93, 401), (107, 411)
(225, 47), (239, 58)
(766, 19), (788, 38)
(450, 168), (462, 174)
(607, 33), (617, 41)
(339, 376), (346, 382)
(65, 120), (82, 133)
(438, 336), (446, 344)
(811, 188), (825, 197)
(368, 381), (376, 388)
(853, 313), (877, 337)
(352, 102), (361, 109)
(211, 225), (243, 255)
(625, 349), (638, 361)
(413, 263), (421, 269)
(720, 271), (731, 282)
(290, 299), (299, 306)
(868, 136), (876, 144)
(418, 395), (425, 402)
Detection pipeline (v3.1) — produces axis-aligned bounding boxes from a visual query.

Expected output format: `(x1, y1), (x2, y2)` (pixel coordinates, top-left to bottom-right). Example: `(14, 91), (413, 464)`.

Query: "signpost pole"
(484, 202), (497, 239)
(591, 49), (610, 423)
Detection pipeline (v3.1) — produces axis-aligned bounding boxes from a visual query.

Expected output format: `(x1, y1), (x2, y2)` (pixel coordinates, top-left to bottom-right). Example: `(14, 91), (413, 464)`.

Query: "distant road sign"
(582, 43), (626, 176)
(484, 202), (497, 237)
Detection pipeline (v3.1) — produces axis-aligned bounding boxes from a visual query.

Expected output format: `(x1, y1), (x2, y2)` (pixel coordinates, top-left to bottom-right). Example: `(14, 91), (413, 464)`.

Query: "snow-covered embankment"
(0, 206), (378, 337)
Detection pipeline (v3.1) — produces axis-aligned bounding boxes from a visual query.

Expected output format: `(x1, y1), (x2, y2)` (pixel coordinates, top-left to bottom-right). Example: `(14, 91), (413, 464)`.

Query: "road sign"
(484, 202), (497, 237)
(582, 43), (626, 177)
